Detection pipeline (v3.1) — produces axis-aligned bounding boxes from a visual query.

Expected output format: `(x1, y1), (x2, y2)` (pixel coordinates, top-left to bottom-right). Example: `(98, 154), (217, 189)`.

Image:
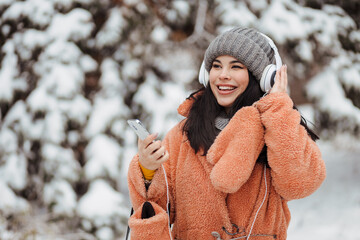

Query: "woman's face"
(209, 55), (249, 110)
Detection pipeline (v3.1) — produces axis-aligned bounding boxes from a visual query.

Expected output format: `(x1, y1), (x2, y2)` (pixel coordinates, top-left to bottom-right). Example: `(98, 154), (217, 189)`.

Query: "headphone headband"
(259, 33), (282, 70)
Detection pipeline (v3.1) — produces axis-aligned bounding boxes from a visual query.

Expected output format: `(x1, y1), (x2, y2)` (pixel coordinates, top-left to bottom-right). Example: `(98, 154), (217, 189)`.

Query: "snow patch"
(295, 40), (314, 62)
(0, 153), (27, 191)
(43, 179), (77, 217)
(0, 40), (19, 102)
(2, 0), (54, 27)
(215, 0), (257, 30)
(41, 144), (81, 182)
(77, 179), (127, 230)
(151, 25), (169, 44)
(96, 7), (127, 48)
(122, 59), (142, 80)
(307, 54), (360, 125)
(47, 8), (94, 41)
(0, 180), (30, 216)
(43, 111), (66, 144)
(85, 96), (128, 138)
(100, 58), (125, 96)
(79, 54), (98, 73)
(84, 135), (122, 180)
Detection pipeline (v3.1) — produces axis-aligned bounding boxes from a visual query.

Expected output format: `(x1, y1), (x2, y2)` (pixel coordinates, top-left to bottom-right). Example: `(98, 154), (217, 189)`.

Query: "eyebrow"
(213, 59), (243, 65)
(230, 60), (242, 64)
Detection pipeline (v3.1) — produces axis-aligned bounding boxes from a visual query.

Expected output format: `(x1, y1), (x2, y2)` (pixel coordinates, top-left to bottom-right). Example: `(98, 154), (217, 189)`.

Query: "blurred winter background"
(0, 0), (359, 239)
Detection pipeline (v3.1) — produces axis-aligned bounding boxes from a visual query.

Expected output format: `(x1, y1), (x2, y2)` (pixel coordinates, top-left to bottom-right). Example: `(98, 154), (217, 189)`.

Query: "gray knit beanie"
(204, 27), (275, 82)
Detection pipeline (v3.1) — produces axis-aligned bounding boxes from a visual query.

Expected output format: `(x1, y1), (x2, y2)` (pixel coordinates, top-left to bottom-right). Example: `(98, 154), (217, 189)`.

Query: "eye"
(232, 65), (244, 69)
(212, 63), (221, 69)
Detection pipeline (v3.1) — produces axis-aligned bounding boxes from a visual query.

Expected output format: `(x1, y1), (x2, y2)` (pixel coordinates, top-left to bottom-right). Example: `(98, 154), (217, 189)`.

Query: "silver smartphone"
(127, 119), (150, 140)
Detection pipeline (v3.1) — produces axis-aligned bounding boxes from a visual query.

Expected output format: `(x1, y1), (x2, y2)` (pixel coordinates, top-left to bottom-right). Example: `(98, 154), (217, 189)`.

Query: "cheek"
(209, 71), (217, 83)
(209, 72), (217, 89)
(237, 73), (249, 89)
(209, 81), (217, 96)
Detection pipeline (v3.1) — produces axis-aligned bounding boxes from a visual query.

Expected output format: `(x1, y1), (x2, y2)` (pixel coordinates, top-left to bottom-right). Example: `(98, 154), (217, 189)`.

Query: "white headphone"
(198, 33), (282, 93)
(259, 33), (282, 93)
(198, 60), (209, 87)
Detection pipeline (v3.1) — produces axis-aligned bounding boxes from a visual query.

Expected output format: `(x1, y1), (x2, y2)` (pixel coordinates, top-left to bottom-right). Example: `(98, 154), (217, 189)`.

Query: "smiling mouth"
(218, 86), (236, 91)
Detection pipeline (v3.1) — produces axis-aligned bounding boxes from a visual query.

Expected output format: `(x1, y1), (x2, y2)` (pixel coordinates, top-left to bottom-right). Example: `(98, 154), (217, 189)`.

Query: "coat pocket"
(128, 201), (172, 240)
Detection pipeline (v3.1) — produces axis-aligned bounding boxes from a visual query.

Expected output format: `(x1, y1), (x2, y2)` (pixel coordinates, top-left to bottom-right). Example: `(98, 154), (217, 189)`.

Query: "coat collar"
(177, 97), (194, 117)
(177, 91), (203, 117)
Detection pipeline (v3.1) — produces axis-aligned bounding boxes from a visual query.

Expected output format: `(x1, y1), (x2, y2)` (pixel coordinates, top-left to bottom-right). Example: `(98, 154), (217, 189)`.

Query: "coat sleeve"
(207, 106), (265, 193)
(127, 154), (168, 210)
(127, 124), (180, 221)
(255, 92), (326, 200)
(128, 201), (172, 240)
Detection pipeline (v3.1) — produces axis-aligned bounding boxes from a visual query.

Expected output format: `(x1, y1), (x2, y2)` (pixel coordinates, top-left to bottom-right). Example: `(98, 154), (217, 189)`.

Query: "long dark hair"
(182, 71), (319, 163)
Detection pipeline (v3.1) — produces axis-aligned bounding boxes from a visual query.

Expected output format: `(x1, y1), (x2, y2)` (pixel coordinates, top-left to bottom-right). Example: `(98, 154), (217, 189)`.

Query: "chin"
(217, 100), (234, 109)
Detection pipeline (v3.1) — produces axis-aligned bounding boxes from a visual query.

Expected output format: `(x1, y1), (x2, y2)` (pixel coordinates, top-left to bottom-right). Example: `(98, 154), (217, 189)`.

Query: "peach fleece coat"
(127, 92), (326, 240)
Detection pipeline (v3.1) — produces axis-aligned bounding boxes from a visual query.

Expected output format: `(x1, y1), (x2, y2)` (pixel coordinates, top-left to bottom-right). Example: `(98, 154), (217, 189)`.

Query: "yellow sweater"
(139, 163), (156, 180)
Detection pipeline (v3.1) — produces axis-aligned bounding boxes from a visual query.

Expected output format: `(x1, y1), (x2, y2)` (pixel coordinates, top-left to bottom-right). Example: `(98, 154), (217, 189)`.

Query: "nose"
(219, 68), (230, 80)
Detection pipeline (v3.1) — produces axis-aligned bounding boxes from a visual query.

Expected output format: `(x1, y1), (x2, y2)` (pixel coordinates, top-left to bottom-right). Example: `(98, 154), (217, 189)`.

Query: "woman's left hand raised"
(270, 65), (288, 94)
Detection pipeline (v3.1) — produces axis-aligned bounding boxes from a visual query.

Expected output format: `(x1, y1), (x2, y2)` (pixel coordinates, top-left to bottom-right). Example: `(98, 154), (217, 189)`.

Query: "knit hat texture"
(204, 27), (275, 82)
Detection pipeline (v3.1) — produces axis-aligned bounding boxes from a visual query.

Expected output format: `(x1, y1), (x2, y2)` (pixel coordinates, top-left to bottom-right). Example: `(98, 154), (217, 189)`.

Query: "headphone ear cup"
(198, 61), (209, 87)
(260, 64), (276, 92)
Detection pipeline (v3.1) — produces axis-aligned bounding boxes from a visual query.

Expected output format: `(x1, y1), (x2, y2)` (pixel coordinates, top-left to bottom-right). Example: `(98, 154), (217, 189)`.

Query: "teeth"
(218, 86), (235, 90)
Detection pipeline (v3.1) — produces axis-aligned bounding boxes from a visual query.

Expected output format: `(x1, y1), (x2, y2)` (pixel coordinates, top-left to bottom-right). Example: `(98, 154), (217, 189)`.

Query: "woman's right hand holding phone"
(138, 133), (169, 171)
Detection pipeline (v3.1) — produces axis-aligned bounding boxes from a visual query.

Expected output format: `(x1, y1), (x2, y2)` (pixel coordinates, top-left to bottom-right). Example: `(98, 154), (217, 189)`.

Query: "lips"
(217, 85), (237, 94)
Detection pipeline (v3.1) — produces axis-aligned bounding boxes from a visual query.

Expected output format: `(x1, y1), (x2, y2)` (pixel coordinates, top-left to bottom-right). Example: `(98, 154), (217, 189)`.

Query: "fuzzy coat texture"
(127, 92), (326, 240)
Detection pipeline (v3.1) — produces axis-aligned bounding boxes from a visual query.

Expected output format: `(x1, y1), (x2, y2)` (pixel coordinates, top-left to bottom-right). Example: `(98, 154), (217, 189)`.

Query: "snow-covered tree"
(0, 0), (199, 238)
(0, 0), (359, 239)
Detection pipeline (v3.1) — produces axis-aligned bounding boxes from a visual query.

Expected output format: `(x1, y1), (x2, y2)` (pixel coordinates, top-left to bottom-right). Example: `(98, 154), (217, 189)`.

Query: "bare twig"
(186, 0), (215, 44)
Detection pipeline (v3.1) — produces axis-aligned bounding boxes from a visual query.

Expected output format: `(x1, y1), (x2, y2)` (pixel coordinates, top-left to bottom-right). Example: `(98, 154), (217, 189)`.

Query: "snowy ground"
(288, 138), (360, 240)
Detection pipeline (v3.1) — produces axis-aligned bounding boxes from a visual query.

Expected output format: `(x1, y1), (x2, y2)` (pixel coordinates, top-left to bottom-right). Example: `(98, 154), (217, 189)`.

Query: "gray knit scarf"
(214, 113), (230, 131)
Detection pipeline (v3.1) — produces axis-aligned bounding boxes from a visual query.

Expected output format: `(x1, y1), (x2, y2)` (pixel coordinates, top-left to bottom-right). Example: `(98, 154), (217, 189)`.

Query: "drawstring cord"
(161, 164), (173, 240)
(212, 164), (269, 240)
(222, 224), (242, 236)
(246, 164), (267, 240)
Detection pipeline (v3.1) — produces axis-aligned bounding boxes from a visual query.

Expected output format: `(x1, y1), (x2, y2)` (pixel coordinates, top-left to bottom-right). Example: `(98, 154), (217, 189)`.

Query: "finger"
(145, 140), (162, 154)
(283, 65), (288, 89)
(139, 133), (158, 149)
(278, 66), (284, 88)
(275, 68), (281, 84)
(157, 150), (169, 164)
(270, 71), (280, 94)
(278, 65), (287, 91)
(276, 67), (284, 85)
(153, 146), (167, 160)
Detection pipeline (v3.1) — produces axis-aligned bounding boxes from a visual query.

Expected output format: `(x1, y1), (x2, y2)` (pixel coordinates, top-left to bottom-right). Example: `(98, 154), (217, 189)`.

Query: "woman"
(127, 27), (326, 240)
